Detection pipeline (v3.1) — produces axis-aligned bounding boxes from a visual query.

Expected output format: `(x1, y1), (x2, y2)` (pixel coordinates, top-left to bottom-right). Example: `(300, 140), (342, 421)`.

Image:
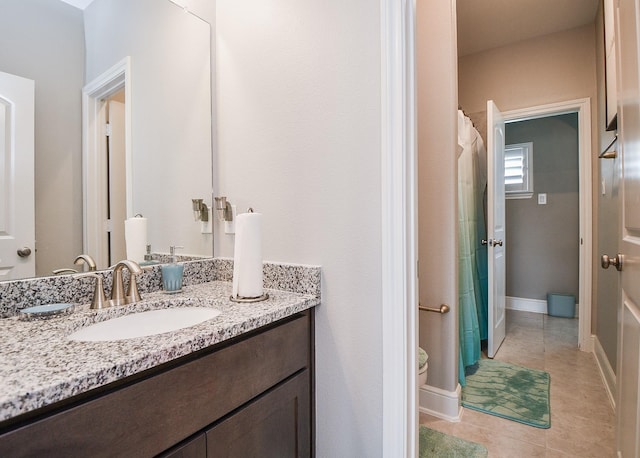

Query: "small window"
(505, 142), (533, 199)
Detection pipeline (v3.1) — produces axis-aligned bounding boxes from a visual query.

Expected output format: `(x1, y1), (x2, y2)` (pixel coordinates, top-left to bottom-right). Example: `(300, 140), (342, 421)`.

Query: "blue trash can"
(547, 293), (576, 318)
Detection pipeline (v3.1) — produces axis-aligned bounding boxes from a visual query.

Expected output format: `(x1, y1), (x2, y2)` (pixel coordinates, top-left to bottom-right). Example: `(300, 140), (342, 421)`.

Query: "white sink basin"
(68, 307), (221, 342)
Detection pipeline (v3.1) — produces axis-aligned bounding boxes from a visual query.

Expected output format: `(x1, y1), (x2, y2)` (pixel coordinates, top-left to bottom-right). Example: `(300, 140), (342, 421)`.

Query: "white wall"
(215, 0), (383, 455)
(84, 0), (213, 258)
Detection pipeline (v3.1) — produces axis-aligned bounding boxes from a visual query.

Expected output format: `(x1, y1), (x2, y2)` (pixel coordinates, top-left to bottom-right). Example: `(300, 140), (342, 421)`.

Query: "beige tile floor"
(420, 310), (617, 457)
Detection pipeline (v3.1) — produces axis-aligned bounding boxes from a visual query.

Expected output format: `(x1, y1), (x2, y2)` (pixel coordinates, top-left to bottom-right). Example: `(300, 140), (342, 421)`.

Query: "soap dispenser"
(140, 244), (160, 266)
(161, 246), (184, 293)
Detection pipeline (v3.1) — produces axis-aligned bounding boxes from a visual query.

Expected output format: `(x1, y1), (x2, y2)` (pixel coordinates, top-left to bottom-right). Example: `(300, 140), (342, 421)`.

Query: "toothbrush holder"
(162, 263), (184, 293)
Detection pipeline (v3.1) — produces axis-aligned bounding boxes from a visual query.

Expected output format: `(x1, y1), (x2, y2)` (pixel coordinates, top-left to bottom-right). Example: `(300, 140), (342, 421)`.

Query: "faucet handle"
(74, 272), (108, 309)
(126, 268), (144, 303)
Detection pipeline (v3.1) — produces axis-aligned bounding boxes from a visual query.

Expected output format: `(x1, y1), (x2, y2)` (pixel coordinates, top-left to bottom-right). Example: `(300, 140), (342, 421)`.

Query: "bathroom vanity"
(0, 267), (320, 457)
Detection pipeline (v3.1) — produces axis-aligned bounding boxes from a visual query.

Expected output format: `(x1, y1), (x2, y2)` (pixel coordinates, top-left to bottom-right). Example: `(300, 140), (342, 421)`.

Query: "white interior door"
(107, 99), (127, 265)
(615, 0), (640, 454)
(487, 99), (506, 358)
(0, 71), (35, 280)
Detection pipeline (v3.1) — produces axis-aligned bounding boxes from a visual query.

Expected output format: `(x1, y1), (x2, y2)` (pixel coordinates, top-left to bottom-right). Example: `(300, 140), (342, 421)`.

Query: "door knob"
(601, 253), (623, 271)
(481, 239), (488, 246)
(491, 239), (503, 247)
(17, 247), (32, 258)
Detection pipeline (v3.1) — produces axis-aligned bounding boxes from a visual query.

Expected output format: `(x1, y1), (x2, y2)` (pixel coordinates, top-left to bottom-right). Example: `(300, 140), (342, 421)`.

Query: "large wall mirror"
(0, 0), (214, 281)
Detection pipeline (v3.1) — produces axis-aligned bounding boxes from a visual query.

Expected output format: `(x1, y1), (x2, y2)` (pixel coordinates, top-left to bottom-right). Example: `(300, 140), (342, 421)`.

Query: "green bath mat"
(462, 359), (551, 428)
(419, 426), (488, 457)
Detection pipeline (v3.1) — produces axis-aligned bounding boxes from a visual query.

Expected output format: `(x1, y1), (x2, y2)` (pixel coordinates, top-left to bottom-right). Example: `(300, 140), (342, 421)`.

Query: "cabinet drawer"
(0, 313), (310, 458)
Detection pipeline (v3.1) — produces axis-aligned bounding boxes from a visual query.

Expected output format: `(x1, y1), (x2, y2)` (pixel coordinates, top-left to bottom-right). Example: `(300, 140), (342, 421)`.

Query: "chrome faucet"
(74, 254), (97, 272)
(110, 260), (144, 306)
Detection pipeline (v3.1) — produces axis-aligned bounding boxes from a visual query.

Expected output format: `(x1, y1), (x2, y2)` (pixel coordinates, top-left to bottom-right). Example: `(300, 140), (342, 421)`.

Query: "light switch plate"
(538, 193), (547, 205)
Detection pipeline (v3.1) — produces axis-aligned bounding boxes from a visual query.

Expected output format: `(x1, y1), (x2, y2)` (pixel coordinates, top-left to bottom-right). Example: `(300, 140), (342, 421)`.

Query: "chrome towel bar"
(419, 304), (450, 314)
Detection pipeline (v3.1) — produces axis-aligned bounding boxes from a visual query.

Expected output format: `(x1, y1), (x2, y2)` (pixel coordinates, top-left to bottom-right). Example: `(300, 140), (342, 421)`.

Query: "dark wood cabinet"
(206, 370), (310, 458)
(162, 434), (207, 458)
(0, 311), (313, 458)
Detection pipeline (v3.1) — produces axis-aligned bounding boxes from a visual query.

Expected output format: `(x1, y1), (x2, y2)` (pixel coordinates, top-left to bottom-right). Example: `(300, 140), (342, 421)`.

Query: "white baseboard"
(506, 296), (580, 317)
(506, 296), (547, 314)
(418, 383), (462, 422)
(592, 334), (616, 410)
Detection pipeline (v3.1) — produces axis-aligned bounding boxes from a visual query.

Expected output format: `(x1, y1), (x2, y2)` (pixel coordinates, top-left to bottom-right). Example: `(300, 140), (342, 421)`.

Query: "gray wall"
(0, 0), (84, 276)
(417, 0), (460, 394)
(595, 2), (619, 372)
(505, 114), (580, 302)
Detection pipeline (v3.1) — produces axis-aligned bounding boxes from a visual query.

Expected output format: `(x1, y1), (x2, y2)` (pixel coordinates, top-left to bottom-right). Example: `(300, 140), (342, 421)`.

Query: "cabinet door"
(206, 370), (310, 458)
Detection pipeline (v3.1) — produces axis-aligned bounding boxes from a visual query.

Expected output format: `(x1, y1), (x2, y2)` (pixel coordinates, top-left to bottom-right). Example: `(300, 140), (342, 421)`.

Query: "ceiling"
(457, 0), (600, 57)
(58, 0), (94, 9)
(59, 0), (189, 9)
(60, 0), (599, 55)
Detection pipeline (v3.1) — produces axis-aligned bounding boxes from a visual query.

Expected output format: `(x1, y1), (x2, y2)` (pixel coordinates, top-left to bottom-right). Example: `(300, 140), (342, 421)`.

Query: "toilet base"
(418, 368), (428, 387)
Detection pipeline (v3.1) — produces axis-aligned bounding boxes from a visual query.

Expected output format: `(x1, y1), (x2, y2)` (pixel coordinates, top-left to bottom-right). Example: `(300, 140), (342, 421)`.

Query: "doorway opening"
(82, 57), (132, 270)
(501, 99), (593, 352)
(504, 113), (579, 328)
(104, 90), (127, 266)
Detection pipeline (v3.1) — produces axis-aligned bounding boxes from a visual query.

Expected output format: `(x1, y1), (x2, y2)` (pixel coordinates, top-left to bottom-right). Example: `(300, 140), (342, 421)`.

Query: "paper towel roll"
(124, 216), (147, 262)
(232, 212), (263, 298)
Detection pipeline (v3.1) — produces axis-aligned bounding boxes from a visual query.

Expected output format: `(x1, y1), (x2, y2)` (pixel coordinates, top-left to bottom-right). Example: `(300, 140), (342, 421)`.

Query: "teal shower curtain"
(457, 112), (488, 386)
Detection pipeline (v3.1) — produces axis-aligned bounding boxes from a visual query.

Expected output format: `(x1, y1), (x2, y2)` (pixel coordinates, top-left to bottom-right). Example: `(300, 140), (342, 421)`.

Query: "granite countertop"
(0, 281), (319, 424)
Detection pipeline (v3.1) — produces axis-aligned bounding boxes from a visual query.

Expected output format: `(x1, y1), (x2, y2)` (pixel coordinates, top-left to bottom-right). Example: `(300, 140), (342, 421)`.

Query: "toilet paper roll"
(232, 212), (263, 298)
(124, 216), (147, 262)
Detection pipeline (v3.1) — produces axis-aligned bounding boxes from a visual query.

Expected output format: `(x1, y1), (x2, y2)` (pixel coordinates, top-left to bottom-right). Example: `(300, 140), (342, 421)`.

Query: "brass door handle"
(601, 254), (623, 271)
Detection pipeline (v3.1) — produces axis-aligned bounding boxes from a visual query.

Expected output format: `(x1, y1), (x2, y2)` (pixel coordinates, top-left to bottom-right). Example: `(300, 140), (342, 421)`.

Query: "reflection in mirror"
(0, 70), (35, 281)
(0, 0), (213, 281)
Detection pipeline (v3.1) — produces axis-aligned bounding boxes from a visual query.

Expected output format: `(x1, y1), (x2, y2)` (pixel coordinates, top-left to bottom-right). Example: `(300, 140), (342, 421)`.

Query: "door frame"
(381, 0), (418, 455)
(501, 98), (593, 351)
(82, 57), (132, 269)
